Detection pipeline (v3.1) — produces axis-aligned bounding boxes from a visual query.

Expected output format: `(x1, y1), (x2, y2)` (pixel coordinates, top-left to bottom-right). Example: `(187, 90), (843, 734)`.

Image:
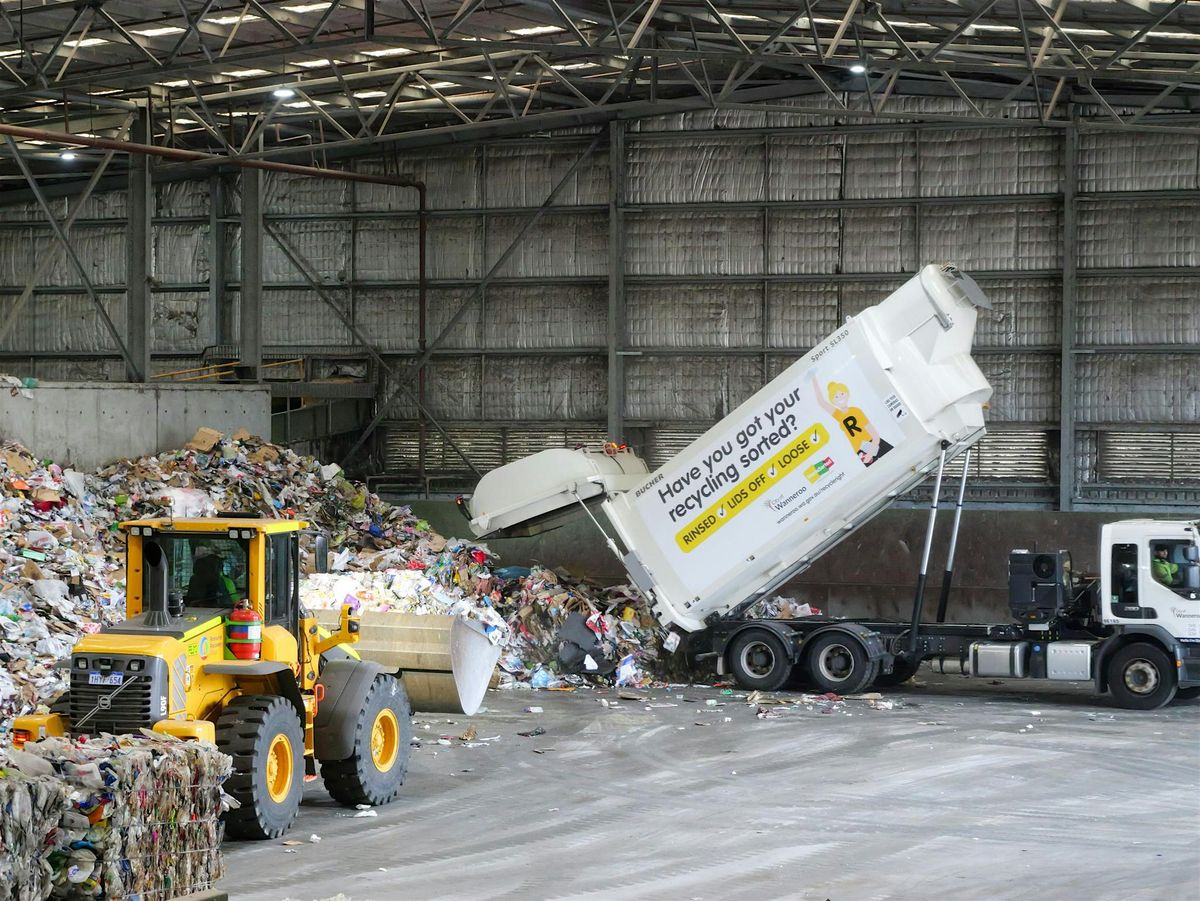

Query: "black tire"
(805, 632), (879, 695)
(1177, 687), (1200, 701)
(1107, 642), (1178, 710)
(321, 674), (413, 807)
(217, 695), (305, 840)
(874, 656), (922, 688)
(727, 629), (793, 692)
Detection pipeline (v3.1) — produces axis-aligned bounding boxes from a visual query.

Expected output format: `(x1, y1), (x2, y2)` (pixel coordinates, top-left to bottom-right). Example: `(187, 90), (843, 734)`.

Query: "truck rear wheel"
(727, 630), (792, 692)
(806, 632), (878, 695)
(321, 674), (413, 807)
(217, 695), (305, 840)
(1107, 642), (1177, 710)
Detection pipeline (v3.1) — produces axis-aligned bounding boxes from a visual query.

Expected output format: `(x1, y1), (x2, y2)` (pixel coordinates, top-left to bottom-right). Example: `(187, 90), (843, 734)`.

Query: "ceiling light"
(363, 47), (412, 57)
(508, 25), (566, 36)
(205, 13), (262, 25)
(61, 151), (77, 160)
(284, 99), (329, 108)
(282, 2), (331, 10)
(131, 26), (187, 37)
(156, 79), (190, 88)
(353, 89), (387, 99)
(63, 38), (109, 48)
(294, 59), (334, 68)
(272, 86), (297, 98)
(423, 81), (456, 89)
(0, 49), (23, 58)
(551, 61), (600, 70)
(173, 117), (199, 125)
(849, 63), (867, 74)
(24, 139), (49, 146)
(223, 68), (270, 77)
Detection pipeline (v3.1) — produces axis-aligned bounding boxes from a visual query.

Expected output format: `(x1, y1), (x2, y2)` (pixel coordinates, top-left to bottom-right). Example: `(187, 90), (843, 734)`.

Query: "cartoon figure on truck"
(460, 264), (1200, 710)
(812, 376), (893, 467)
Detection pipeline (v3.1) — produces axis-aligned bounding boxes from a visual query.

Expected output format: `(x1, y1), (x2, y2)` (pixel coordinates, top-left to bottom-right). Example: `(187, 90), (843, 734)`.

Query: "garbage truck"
(462, 264), (1200, 710)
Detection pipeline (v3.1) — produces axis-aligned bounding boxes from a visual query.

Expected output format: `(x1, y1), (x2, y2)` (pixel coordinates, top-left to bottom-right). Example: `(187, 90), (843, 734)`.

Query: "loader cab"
(122, 517), (307, 639)
(1101, 520), (1200, 628)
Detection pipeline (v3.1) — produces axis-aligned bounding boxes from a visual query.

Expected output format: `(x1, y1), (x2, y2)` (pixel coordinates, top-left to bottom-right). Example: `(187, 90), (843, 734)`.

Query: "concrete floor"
(222, 675), (1200, 901)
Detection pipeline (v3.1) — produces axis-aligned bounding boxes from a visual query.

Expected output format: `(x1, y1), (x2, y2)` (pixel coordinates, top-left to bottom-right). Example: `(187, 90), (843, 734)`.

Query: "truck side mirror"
(1184, 546), (1199, 563)
(314, 533), (329, 573)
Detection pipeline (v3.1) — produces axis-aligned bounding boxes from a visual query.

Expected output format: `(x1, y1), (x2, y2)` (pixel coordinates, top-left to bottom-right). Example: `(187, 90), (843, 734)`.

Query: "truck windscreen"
(149, 534), (250, 608)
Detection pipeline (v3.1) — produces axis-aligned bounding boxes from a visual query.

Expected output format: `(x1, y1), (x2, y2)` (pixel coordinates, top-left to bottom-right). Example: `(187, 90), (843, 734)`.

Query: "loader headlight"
(75, 657), (88, 669)
(127, 659), (144, 672)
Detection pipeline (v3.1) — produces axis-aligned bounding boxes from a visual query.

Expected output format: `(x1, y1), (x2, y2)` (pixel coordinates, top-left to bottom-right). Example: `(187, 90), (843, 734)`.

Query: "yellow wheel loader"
(13, 516), (498, 840)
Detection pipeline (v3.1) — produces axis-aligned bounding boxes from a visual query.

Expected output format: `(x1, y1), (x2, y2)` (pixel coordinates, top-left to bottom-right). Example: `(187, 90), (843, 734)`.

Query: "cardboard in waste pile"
(185, 426), (223, 452)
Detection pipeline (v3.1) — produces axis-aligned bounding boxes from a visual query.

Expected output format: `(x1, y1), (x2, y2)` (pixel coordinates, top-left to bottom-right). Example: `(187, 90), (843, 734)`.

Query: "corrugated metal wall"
(0, 102), (1197, 507)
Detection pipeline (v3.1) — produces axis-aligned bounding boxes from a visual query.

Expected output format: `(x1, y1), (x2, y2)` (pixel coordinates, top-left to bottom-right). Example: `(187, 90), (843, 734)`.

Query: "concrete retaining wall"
(401, 500), (1181, 624)
(0, 382), (271, 470)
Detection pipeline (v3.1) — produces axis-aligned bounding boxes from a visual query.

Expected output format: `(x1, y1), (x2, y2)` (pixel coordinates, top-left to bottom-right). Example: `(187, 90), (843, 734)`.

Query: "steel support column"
(1058, 122), (1078, 511)
(239, 166), (263, 381)
(208, 175), (226, 346)
(125, 109), (153, 382)
(606, 122), (625, 443)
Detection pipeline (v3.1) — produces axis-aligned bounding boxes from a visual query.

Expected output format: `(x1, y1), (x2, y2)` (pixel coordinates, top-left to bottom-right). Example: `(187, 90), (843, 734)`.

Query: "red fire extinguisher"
(224, 600), (263, 660)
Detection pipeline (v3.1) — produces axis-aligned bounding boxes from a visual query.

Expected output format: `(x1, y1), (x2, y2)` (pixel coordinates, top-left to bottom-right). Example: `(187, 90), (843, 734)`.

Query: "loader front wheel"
(217, 695), (305, 840)
(321, 674), (412, 807)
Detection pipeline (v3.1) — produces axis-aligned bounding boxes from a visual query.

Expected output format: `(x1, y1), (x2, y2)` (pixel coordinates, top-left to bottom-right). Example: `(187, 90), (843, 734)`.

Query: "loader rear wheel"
(217, 695), (304, 840)
(321, 674), (412, 807)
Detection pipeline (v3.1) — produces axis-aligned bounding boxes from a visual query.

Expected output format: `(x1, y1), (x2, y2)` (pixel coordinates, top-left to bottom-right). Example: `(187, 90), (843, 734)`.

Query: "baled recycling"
(0, 430), (679, 729)
(0, 733), (231, 900)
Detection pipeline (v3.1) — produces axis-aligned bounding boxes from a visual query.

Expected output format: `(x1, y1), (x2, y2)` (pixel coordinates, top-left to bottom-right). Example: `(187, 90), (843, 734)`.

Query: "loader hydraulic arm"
(313, 605), (362, 656)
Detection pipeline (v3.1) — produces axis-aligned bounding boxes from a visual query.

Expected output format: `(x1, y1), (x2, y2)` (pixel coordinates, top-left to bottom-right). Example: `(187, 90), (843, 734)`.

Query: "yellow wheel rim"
(370, 708), (400, 773)
(266, 733), (294, 804)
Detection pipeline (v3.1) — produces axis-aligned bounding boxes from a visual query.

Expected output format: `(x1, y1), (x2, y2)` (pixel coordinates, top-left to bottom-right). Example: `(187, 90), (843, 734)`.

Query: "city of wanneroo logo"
(804, 456), (835, 484)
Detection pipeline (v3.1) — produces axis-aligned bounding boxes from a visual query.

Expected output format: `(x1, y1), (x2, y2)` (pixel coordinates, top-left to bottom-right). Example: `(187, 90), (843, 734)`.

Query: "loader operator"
(185, 547), (238, 607)
(1151, 544), (1179, 587)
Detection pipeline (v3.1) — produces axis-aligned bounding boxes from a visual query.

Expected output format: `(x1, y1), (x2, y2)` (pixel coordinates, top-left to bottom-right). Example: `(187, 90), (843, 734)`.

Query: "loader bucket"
(316, 611), (500, 715)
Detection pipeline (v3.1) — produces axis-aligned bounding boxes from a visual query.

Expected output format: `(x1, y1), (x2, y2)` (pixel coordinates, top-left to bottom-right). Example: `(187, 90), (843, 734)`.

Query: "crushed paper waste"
(0, 732), (231, 900)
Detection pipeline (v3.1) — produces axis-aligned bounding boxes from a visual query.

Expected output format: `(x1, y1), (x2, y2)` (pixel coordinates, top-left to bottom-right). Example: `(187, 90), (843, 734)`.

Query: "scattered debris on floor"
(0, 733), (231, 899)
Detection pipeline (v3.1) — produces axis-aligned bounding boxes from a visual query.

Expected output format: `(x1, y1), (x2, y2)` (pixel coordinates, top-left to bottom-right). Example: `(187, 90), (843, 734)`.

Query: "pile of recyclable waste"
(1, 429), (684, 731)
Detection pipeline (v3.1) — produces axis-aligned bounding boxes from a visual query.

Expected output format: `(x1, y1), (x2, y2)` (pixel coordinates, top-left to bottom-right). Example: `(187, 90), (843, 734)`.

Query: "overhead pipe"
(0, 120), (427, 469)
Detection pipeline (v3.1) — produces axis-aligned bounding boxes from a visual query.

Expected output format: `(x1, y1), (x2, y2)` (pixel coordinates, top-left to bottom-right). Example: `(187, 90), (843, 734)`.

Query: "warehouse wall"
(0, 382), (270, 469)
(0, 95), (1197, 509)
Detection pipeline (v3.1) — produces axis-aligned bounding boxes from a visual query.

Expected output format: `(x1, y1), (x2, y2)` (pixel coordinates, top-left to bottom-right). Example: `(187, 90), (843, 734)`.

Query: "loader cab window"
(265, 533), (299, 632)
(1111, 543), (1139, 605)
(157, 535), (249, 609)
